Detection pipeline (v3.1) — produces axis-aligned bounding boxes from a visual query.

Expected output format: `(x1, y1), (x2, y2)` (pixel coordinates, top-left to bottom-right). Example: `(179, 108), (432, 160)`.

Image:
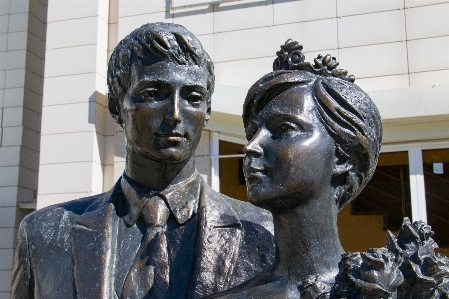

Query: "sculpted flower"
(298, 275), (332, 299)
(335, 249), (403, 299)
(386, 218), (449, 298)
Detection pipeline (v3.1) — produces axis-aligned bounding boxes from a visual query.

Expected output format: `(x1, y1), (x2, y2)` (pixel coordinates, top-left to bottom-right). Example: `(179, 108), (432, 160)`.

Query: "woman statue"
(212, 40), (383, 299)
(215, 40), (449, 299)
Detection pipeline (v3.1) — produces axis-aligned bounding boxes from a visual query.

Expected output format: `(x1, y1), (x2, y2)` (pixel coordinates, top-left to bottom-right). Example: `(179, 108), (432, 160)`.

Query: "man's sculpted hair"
(107, 22), (215, 123)
(243, 57), (382, 211)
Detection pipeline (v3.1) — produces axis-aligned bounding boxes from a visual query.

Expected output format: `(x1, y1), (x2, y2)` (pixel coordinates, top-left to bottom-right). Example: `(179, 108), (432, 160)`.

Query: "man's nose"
(165, 91), (181, 124)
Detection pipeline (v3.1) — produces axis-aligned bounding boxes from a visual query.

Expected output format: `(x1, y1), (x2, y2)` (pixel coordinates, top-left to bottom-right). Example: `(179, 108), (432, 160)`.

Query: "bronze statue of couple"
(11, 23), (448, 299)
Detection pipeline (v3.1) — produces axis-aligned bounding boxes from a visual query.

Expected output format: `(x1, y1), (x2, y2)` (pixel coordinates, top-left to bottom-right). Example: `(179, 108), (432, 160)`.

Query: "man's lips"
(154, 131), (186, 142)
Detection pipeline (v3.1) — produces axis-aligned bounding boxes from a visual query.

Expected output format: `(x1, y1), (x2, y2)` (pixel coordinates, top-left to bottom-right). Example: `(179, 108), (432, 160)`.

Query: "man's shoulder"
(21, 188), (115, 232)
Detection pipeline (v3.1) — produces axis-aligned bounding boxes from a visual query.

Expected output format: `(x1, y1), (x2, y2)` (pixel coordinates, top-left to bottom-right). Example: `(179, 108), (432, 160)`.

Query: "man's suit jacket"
(11, 177), (275, 299)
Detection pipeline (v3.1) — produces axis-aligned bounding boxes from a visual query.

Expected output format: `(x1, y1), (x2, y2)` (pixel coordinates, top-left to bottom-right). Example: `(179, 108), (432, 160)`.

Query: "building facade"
(1, 0), (449, 297)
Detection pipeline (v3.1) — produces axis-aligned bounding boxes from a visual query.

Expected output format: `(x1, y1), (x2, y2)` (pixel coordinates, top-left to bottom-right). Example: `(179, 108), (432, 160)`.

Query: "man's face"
(120, 62), (209, 163)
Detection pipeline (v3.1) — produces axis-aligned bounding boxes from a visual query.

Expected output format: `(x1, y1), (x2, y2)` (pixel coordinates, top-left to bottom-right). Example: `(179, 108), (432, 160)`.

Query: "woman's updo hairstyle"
(243, 40), (382, 211)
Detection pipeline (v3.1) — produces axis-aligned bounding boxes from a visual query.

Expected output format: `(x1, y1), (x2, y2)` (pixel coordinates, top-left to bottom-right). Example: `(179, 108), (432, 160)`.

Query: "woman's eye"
(278, 122), (297, 135)
(140, 88), (158, 100)
(186, 92), (203, 103)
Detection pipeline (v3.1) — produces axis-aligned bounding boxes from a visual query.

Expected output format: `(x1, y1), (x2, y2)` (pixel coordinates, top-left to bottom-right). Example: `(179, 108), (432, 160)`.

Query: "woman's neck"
(269, 196), (344, 284)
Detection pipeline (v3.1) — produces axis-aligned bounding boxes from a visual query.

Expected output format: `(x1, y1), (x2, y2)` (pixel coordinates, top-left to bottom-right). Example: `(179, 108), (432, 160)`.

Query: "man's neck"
(125, 147), (196, 191)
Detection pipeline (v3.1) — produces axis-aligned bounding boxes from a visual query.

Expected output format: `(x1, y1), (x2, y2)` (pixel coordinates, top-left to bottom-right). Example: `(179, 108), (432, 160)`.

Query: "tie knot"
(141, 195), (170, 227)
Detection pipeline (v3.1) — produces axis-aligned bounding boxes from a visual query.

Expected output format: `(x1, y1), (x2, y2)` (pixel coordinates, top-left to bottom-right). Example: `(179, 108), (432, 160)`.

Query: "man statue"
(11, 23), (274, 299)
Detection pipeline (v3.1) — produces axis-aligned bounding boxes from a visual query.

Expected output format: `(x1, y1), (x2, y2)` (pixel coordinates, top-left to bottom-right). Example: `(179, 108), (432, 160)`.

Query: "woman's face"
(243, 85), (336, 209)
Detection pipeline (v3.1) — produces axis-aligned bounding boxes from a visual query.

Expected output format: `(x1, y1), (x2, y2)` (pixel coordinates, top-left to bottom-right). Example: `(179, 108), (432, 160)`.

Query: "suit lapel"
(191, 181), (243, 299)
(72, 186), (120, 299)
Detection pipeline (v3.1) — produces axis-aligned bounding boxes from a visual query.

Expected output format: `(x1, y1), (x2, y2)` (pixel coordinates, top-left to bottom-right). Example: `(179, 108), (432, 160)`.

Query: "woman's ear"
(332, 147), (353, 176)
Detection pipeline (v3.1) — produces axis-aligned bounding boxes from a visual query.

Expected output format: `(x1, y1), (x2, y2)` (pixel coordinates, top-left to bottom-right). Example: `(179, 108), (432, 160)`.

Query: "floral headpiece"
(273, 39), (355, 83)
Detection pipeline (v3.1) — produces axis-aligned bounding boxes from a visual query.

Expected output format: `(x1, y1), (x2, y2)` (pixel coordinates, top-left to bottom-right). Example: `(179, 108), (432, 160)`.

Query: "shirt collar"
(120, 172), (201, 226)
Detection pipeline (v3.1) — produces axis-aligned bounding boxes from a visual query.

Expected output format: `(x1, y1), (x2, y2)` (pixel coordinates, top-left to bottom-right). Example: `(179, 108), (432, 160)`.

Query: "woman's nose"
(243, 134), (263, 158)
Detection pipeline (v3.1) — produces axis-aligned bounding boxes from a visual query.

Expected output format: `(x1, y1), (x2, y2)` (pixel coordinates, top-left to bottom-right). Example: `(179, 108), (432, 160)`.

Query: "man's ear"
(203, 103), (211, 128)
(108, 95), (123, 127)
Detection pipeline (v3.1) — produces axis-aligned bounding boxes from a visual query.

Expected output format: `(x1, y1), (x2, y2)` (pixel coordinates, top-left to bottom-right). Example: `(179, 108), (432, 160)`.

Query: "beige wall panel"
(406, 0), (449, 8)
(21, 108), (40, 131)
(214, 3), (272, 33)
(0, 228), (14, 248)
(0, 70), (4, 89)
(28, 14), (45, 40)
(0, 271), (12, 294)
(338, 10), (406, 48)
(339, 42), (408, 78)
(0, 166), (19, 187)
(21, 127), (39, 150)
(195, 34), (213, 60)
(5, 69), (25, 89)
(23, 88), (42, 112)
(0, 187), (34, 206)
(8, 13), (29, 33)
(7, 49), (28, 71)
(46, 17), (101, 50)
(25, 51), (43, 76)
(43, 74), (97, 105)
(0, 146), (20, 167)
(44, 45), (99, 77)
(410, 70), (449, 86)
(0, 1), (9, 16)
(406, 3), (449, 40)
(114, 129), (126, 160)
(408, 36), (449, 73)
(214, 26), (273, 62)
(40, 102), (96, 134)
(273, 0), (336, 25)
(95, 46), (108, 78)
(39, 132), (96, 164)
(114, 160), (125, 182)
(19, 147), (38, 171)
(0, 207), (17, 228)
(6, 31), (27, 51)
(215, 57), (273, 88)
(118, 12), (173, 40)
(0, 16), (8, 33)
(0, 34), (6, 51)
(17, 167), (37, 190)
(0, 249), (13, 270)
(1, 127), (22, 147)
(24, 69), (43, 95)
(119, 0), (167, 17)
(2, 107), (23, 127)
(47, 0), (101, 22)
(274, 18), (338, 53)
(0, 52), (5, 70)
(337, 0), (403, 16)
(27, 33), (44, 58)
(174, 7), (213, 36)
(38, 162), (96, 194)
(10, 0), (30, 15)
(29, 0), (46, 22)
(37, 192), (93, 208)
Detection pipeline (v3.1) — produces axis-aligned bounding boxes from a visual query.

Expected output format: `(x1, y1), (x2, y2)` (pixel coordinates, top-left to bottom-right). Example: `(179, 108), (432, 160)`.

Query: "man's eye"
(186, 92), (203, 103)
(140, 88), (158, 100)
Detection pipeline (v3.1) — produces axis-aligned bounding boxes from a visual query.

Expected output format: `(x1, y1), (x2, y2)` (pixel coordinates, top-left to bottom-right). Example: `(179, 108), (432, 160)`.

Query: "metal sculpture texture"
(11, 23), (275, 299)
(214, 40), (449, 299)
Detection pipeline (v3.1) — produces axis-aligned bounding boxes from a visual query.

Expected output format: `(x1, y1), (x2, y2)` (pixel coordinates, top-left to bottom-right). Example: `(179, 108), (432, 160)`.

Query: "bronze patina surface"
(11, 23), (275, 299)
(214, 40), (449, 299)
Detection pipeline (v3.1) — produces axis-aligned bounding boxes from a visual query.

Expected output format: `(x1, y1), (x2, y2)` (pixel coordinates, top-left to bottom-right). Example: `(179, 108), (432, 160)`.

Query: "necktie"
(121, 195), (171, 299)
